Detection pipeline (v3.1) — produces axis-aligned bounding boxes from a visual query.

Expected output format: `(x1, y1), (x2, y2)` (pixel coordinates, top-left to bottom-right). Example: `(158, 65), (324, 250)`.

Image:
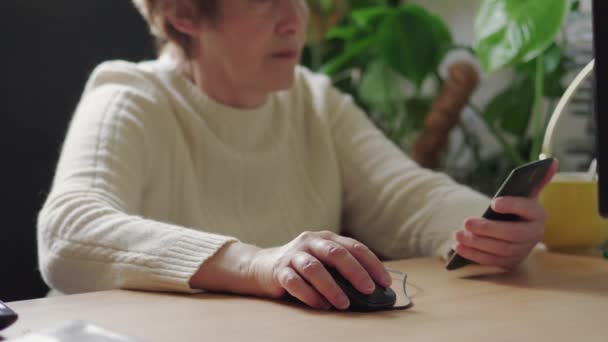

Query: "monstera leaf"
(474, 0), (570, 72)
(379, 4), (452, 89)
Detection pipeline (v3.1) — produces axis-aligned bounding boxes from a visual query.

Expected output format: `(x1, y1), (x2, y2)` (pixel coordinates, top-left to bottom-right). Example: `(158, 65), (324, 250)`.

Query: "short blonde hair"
(132, 0), (218, 58)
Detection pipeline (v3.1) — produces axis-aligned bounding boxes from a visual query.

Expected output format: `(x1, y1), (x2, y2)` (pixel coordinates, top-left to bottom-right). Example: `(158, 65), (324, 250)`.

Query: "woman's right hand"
(247, 231), (392, 310)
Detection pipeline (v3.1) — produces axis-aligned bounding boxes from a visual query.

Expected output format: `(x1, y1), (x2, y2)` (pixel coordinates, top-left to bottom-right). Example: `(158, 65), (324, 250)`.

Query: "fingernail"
(492, 198), (504, 210)
(464, 218), (477, 229)
(363, 282), (375, 294)
(338, 297), (350, 310)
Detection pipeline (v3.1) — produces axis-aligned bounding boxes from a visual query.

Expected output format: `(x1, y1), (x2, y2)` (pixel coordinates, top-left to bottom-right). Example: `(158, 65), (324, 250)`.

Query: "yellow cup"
(540, 172), (608, 251)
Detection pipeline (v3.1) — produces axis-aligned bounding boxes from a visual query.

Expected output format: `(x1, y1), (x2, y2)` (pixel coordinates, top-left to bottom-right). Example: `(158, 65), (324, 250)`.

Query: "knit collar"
(157, 54), (275, 118)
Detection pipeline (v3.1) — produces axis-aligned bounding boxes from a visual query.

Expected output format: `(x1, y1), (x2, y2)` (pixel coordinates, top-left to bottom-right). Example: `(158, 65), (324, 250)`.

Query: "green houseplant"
(467, 0), (573, 193)
(304, 0), (575, 195)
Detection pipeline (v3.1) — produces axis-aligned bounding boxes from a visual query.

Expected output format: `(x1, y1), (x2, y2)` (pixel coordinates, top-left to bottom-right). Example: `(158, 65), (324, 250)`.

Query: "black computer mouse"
(326, 267), (396, 312)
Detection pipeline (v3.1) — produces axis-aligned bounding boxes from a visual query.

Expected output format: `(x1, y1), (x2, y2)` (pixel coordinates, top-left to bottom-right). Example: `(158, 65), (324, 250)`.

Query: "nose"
(276, 0), (308, 37)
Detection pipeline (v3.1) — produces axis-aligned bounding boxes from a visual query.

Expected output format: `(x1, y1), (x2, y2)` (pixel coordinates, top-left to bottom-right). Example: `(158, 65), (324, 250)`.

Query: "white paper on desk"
(448, 264), (508, 278)
(8, 320), (143, 342)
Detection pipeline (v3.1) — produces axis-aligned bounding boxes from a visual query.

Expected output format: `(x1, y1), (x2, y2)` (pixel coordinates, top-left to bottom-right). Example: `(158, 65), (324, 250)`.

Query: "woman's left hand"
(453, 160), (558, 269)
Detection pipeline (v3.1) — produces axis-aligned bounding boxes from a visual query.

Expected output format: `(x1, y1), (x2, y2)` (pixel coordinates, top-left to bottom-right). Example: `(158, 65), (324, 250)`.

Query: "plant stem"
(530, 54), (545, 161)
(469, 103), (525, 166)
(321, 37), (374, 75)
(331, 67), (355, 84)
(394, 101), (408, 147)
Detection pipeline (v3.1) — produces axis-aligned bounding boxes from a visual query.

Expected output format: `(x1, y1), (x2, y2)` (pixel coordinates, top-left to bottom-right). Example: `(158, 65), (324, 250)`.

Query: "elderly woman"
(38, 0), (556, 310)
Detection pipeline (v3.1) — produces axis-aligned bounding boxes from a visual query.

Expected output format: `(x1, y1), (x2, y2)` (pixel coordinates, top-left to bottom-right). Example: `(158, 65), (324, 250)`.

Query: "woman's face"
(197, 0), (309, 94)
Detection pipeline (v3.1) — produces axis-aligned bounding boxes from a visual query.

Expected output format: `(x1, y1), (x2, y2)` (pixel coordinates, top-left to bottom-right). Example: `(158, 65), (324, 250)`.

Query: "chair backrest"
(0, 0), (155, 301)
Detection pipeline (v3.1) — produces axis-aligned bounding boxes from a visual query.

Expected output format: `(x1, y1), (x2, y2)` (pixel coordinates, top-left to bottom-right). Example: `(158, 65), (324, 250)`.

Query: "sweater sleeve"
(37, 62), (237, 295)
(322, 82), (490, 260)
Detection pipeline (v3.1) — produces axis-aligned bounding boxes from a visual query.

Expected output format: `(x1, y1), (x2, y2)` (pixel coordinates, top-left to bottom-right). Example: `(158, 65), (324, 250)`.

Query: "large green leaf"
(308, 0), (336, 13)
(321, 5), (392, 75)
(320, 36), (375, 75)
(517, 43), (567, 98)
(518, 43), (562, 76)
(379, 4), (452, 89)
(325, 25), (360, 40)
(358, 59), (408, 108)
(474, 0), (570, 73)
(348, 0), (385, 11)
(351, 6), (390, 28)
(483, 78), (535, 137)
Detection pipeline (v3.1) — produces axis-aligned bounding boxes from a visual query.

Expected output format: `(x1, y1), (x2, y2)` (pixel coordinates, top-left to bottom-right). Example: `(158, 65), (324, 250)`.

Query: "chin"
(268, 73), (296, 91)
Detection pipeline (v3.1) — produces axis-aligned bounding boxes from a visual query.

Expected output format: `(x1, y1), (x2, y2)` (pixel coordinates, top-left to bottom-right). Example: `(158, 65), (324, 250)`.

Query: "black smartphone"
(445, 158), (556, 270)
(0, 300), (18, 331)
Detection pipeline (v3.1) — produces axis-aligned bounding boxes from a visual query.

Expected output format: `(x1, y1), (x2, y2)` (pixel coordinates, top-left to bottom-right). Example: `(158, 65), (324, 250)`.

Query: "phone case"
(445, 158), (555, 270)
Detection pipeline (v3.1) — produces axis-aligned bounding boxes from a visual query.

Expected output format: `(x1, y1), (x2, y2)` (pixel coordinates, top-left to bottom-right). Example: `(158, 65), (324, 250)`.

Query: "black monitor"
(592, 0), (608, 217)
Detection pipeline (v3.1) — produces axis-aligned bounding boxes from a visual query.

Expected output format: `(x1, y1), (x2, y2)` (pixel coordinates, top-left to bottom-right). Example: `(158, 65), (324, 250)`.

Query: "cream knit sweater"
(37, 57), (489, 295)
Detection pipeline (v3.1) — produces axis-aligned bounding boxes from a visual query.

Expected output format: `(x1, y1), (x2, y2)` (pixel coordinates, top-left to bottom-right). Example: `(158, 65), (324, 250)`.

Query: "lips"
(272, 50), (299, 59)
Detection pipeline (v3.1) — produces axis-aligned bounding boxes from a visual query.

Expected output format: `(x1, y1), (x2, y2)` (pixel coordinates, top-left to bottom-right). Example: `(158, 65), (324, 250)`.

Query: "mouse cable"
(384, 268), (418, 310)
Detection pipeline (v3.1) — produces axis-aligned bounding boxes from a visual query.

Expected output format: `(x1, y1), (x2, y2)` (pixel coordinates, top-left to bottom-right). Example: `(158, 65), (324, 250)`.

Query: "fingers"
(455, 230), (528, 258)
(277, 267), (331, 310)
(454, 244), (518, 269)
(459, 213), (544, 270)
(330, 235), (392, 288)
(490, 197), (548, 222)
(464, 218), (545, 244)
(307, 239), (376, 296)
(290, 252), (351, 310)
(282, 231), (390, 310)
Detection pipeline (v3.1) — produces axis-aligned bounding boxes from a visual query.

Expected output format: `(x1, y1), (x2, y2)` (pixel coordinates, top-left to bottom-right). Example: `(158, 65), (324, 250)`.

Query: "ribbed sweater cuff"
(427, 187), (490, 260)
(437, 235), (457, 261)
(150, 230), (238, 293)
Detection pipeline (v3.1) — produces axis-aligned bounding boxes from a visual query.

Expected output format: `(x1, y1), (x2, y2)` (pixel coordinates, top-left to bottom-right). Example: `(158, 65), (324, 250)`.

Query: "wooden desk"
(2, 251), (607, 341)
